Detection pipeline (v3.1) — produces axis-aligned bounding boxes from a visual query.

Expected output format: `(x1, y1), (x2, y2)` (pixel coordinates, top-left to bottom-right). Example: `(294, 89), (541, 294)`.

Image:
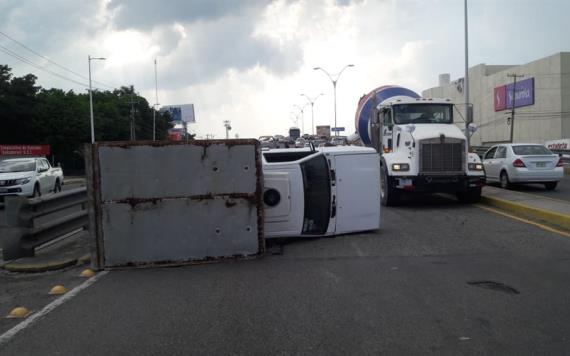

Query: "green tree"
(0, 65), (173, 173)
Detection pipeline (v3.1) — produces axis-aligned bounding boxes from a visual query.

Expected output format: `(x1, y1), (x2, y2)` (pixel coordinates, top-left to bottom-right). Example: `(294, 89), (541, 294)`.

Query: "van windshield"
(393, 104), (453, 124)
(300, 154), (331, 234)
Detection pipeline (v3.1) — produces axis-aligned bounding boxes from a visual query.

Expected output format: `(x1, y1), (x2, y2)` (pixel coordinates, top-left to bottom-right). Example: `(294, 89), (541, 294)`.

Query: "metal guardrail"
(2, 187), (88, 260)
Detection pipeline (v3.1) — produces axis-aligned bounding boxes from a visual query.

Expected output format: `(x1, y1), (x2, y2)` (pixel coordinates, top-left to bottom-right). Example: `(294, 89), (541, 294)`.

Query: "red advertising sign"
(0, 145), (51, 156)
(168, 132), (182, 141)
(494, 85), (507, 111)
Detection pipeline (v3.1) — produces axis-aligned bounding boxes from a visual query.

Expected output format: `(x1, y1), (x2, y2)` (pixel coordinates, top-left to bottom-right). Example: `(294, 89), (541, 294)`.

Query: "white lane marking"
(0, 270), (109, 346)
(351, 241), (365, 257)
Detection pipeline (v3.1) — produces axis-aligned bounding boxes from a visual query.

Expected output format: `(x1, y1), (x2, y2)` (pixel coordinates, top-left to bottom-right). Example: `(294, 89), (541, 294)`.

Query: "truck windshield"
(393, 104), (453, 124)
(0, 160), (36, 173)
(300, 154), (331, 235)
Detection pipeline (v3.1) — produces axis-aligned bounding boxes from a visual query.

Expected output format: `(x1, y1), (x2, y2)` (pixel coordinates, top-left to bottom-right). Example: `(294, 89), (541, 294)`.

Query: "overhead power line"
(0, 30), (115, 90)
(0, 44), (91, 88)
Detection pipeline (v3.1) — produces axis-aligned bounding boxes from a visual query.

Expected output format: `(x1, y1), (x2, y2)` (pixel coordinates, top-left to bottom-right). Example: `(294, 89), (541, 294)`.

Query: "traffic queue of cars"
(260, 134), (349, 150)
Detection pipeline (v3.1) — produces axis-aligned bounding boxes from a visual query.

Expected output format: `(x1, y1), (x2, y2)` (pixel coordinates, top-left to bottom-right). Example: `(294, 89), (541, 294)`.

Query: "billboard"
(494, 77), (534, 111)
(161, 104), (195, 123)
(494, 85), (507, 111)
(316, 125), (331, 138)
(0, 145), (51, 156)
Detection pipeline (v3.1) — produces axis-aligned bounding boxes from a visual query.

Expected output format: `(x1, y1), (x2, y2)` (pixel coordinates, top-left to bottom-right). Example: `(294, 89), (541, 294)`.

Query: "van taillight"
(513, 159), (526, 167)
(556, 158), (564, 167)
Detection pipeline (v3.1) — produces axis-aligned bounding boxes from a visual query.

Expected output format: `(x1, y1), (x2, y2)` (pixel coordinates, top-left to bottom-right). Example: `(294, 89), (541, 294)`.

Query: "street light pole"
(314, 64), (354, 136)
(300, 93), (324, 135)
(88, 55), (106, 144)
(294, 104), (308, 135)
(223, 120), (232, 139)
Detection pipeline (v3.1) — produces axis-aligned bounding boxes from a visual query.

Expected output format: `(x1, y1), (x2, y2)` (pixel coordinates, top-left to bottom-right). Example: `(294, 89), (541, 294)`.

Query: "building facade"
(422, 52), (570, 146)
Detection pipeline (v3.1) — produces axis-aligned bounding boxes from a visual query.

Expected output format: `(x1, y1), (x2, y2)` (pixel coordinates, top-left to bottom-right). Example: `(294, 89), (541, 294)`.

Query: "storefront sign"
(545, 139), (570, 150)
(0, 145), (51, 156)
(494, 77), (534, 111)
(494, 85), (507, 111)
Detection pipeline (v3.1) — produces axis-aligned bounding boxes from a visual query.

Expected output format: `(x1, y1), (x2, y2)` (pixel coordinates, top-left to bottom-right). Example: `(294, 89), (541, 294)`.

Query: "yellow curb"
(80, 268), (95, 278)
(477, 205), (570, 238)
(6, 307), (31, 319)
(49, 285), (67, 295)
(2, 258), (77, 273)
(480, 195), (570, 232)
(78, 254), (91, 265)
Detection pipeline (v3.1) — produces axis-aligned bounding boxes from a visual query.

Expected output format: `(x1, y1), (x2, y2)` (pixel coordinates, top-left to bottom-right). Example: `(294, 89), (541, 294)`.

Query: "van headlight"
(392, 163), (410, 171)
(468, 163), (484, 171)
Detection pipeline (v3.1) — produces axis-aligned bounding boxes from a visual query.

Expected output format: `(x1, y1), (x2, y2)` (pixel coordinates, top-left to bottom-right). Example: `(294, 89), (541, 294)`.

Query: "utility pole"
(129, 89), (136, 141)
(153, 59), (159, 141)
(464, 0), (471, 146)
(507, 73), (524, 143)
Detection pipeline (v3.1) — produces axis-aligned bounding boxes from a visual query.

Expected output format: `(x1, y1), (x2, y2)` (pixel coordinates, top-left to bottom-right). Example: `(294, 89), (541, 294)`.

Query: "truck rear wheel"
(380, 164), (399, 206)
(456, 187), (482, 203)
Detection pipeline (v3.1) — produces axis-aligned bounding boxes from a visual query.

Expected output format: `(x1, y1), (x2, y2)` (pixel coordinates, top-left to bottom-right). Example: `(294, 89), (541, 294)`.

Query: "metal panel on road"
(86, 140), (263, 269)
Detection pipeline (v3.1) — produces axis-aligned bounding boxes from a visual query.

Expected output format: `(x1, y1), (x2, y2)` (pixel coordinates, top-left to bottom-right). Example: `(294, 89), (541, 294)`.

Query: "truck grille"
(420, 138), (465, 174)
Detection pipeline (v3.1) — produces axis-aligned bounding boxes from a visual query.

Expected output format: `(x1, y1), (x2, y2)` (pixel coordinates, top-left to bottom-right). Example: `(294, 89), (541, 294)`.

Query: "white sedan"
(482, 143), (563, 190)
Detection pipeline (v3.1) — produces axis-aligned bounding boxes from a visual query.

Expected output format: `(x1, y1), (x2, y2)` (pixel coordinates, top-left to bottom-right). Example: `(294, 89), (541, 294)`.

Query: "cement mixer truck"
(354, 85), (485, 206)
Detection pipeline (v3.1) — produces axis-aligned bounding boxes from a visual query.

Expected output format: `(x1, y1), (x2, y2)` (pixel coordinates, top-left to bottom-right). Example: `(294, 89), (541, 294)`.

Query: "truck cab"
(368, 97), (485, 205)
(262, 146), (380, 238)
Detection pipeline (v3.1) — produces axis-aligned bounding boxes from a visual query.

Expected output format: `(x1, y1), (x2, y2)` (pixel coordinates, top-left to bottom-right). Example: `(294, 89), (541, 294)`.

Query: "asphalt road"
(2, 195), (570, 355)
(487, 175), (570, 202)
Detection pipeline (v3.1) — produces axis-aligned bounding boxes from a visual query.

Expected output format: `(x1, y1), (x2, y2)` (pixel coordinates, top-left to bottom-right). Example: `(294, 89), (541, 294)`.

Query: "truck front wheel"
(456, 187), (482, 203)
(380, 164), (399, 206)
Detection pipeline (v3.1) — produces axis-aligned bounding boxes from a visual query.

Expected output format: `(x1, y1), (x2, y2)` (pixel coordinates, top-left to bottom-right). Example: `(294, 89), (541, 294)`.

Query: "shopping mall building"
(422, 52), (569, 147)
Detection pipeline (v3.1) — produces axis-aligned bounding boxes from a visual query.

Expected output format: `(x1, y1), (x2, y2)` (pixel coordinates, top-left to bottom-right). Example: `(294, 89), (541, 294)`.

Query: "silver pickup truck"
(0, 157), (64, 198)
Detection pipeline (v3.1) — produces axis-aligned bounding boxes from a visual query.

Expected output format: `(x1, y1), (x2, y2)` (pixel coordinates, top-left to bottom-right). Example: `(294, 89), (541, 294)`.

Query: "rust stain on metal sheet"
(106, 252), (261, 270)
(118, 197), (162, 209)
(112, 193), (257, 207)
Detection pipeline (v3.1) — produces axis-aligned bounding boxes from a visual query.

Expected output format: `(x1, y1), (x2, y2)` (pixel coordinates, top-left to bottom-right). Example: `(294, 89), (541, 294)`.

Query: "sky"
(1, 0), (569, 139)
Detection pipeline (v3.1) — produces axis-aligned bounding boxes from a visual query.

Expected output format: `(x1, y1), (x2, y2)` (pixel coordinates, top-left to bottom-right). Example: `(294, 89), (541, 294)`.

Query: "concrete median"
(480, 186), (570, 232)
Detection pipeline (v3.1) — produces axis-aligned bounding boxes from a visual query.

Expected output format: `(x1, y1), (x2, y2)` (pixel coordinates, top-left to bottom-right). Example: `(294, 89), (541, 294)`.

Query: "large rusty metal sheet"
(85, 140), (264, 269)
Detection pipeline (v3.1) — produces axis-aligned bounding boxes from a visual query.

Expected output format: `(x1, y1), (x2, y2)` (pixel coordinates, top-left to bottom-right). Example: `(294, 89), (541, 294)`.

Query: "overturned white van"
(262, 146), (381, 238)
